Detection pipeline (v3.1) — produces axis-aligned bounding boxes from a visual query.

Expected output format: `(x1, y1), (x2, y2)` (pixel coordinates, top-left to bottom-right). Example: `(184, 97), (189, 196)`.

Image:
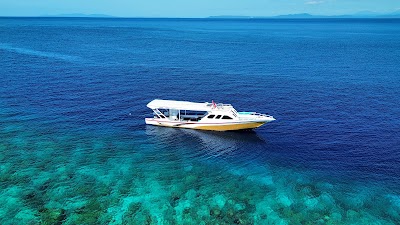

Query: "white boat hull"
(145, 118), (273, 131)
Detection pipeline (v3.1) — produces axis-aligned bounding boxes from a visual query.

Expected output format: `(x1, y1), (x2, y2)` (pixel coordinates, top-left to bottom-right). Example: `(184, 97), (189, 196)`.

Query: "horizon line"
(1, 15), (400, 19)
(1, 9), (400, 19)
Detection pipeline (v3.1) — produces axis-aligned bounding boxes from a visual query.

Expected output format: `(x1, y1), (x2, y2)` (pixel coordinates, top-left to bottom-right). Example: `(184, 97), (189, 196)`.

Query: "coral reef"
(1, 125), (399, 224)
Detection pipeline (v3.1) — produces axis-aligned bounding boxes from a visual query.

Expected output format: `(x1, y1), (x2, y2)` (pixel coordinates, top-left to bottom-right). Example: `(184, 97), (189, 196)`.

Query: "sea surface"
(1, 17), (400, 224)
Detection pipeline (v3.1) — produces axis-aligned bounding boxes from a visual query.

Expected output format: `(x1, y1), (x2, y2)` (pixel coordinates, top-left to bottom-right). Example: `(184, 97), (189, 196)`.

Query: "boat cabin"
(147, 99), (238, 123)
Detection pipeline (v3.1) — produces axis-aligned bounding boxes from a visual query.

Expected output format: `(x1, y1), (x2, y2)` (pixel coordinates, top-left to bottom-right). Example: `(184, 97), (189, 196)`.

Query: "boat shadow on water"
(145, 125), (270, 160)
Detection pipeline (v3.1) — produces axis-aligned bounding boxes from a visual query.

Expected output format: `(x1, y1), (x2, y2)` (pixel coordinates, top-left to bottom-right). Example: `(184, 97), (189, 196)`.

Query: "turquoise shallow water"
(1, 107), (400, 224)
(1, 17), (400, 224)
(1, 113), (400, 224)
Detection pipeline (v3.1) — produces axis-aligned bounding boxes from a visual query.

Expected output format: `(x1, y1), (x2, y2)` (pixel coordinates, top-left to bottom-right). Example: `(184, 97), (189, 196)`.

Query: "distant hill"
(340, 10), (400, 18)
(39, 11), (400, 19)
(43, 13), (115, 18)
(381, 10), (400, 18)
(272, 13), (317, 18)
(208, 15), (252, 19)
(209, 11), (400, 19)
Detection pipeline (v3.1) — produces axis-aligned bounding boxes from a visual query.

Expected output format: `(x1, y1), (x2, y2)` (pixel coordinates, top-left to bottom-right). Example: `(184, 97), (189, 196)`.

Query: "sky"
(0, 0), (399, 17)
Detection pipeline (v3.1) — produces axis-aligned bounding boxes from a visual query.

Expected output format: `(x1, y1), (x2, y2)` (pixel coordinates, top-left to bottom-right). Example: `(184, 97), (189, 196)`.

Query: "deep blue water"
(1, 17), (400, 224)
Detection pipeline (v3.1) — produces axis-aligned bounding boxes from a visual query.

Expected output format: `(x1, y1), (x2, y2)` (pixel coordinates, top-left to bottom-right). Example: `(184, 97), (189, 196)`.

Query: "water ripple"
(0, 43), (80, 62)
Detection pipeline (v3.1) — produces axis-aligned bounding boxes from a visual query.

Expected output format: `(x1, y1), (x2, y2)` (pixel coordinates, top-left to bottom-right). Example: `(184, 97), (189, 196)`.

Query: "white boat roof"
(147, 99), (232, 111)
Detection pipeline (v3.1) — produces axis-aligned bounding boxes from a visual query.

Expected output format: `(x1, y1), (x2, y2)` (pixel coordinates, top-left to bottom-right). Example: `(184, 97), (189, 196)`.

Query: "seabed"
(0, 123), (399, 225)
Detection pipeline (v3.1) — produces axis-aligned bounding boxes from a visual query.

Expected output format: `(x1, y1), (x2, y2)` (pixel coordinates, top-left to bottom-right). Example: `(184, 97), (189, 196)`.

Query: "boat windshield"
(180, 110), (208, 122)
(155, 109), (208, 122)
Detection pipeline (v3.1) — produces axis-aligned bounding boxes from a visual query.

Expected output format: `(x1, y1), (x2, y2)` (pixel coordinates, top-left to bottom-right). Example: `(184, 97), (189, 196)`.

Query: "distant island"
(209, 10), (400, 19)
(42, 13), (115, 18)
(28, 10), (400, 19)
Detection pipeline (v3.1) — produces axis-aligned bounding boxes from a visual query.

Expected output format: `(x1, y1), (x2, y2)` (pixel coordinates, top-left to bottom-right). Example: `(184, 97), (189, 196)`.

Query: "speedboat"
(145, 99), (275, 131)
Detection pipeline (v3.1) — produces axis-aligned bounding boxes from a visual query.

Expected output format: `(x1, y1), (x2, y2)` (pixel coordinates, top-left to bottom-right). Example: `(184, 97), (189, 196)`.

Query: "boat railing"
(207, 103), (232, 110)
(238, 112), (274, 119)
(152, 109), (168, 119)
(252, 112), (271, 117)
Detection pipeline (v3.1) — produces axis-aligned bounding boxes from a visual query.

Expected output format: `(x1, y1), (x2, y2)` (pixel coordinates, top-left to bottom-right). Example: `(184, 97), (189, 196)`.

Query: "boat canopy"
(147, 99), (214, 111)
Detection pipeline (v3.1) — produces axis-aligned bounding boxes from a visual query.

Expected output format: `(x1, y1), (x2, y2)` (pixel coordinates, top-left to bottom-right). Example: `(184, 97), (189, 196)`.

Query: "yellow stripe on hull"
(195, 122), (265, 131)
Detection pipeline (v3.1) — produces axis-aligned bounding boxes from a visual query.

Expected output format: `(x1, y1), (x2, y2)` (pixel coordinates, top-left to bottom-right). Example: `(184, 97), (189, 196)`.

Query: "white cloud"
(305, 0), (324, 5)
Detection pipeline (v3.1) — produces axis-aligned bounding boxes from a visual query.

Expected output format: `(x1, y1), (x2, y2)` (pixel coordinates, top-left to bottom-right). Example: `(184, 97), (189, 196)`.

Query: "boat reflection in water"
(145, 125), (269, 162)
(145, 125), (277, 188)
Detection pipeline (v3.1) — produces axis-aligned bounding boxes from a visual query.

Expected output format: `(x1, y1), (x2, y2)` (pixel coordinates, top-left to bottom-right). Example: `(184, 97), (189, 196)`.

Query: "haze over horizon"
(0, 0), (399, 18)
